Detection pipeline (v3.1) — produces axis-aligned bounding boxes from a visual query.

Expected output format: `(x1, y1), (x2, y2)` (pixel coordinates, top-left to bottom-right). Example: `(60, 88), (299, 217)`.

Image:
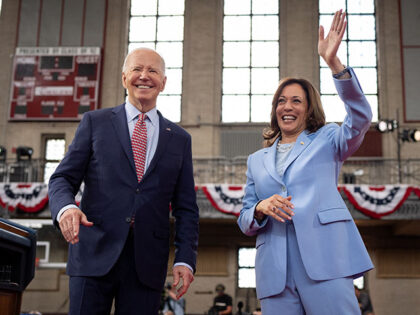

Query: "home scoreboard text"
(9, 47), (101, 121)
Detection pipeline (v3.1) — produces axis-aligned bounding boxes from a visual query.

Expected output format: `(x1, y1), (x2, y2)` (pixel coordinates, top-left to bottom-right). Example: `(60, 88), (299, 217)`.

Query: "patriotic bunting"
(0, 183), (419, 218)
(0, 183), (49, 213)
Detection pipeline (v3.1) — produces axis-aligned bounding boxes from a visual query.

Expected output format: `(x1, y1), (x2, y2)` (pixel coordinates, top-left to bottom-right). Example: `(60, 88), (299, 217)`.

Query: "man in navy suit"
(49, 48), (199, 314)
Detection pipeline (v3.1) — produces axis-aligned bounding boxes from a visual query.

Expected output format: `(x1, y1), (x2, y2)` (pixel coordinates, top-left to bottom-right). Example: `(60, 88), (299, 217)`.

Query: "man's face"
(122, 49), (167, 111)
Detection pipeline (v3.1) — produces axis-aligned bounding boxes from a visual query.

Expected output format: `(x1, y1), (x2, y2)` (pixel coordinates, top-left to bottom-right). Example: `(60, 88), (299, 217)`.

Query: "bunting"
(0, 183), (419, 219)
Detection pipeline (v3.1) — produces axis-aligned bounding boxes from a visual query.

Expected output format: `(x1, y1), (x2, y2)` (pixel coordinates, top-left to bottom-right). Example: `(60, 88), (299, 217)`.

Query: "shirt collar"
(125, 101), (158, 126)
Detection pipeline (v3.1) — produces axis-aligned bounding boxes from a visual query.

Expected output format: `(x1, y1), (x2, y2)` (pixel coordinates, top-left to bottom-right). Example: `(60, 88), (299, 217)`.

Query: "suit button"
(125, 217), (131, 223)
(136, 188), (140, 193)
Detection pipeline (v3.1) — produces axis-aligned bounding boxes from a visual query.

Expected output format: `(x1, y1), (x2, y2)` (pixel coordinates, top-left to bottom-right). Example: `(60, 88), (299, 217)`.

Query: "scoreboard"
(9, 47), (101, 121)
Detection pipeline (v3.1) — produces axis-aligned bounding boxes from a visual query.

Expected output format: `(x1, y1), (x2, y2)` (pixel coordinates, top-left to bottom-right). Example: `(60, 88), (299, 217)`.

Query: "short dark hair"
(215, 284), (225, 292)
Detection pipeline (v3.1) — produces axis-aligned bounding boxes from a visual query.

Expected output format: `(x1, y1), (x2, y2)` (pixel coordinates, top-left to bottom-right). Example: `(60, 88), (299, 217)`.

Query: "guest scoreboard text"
(9, 47), (101, 121)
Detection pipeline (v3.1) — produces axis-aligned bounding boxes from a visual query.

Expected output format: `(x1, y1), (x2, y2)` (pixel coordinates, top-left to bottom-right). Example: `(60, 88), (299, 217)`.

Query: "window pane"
(251, 95), (272, 122)
(156, 42), (183, 68)
(251, 68), (279, 94)
(158, 0), (184, 15)
(238, 248), (256, 267)
(131, 0), (157, 15)
(238, 268), (256, 288)
(224, 0), (251, 15)
(353, 68), (377, 94)
(224, 16), (251, 41)
(322, 95), (347, 122)
(252, 0), (278, 14)
(45, 139), (65, 160)
(320, 68), (337, 94)
(157, 16), (184, 41)
(44, 162), (59, 184)
(365, 94), (378, 122)
(347, 16), (375, 40)
(162, 68), (182, 94)
(128, 42), (156, 52)
(319, 0), (345, 14)
(251, 42), (279, 67)
(129, 17), (156, 42)
(223, 68), (250, 94)
(222, 95), (250, 122)
(223, 42), (251, 67)
(348, 41), (376, 67)
(157, 95), (181, 122)
(252, 16), (278, 40)
(347, 0), (374, 14)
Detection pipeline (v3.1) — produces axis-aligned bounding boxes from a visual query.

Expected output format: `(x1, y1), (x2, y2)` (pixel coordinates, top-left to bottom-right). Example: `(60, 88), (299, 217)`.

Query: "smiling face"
(275, 83), (308, 143)
(122, 48), (167, 112)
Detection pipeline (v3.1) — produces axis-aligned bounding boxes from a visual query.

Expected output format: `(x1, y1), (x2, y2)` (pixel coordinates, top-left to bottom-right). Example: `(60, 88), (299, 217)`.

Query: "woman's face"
(275, 83), (308, 140)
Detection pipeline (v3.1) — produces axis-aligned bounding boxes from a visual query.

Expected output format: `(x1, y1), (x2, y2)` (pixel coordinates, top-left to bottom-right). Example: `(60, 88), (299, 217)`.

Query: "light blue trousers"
(260, 223), (361, 315)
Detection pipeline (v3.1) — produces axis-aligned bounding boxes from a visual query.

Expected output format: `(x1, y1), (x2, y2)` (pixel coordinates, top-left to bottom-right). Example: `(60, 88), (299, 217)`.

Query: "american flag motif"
(132, 113), (147, 182)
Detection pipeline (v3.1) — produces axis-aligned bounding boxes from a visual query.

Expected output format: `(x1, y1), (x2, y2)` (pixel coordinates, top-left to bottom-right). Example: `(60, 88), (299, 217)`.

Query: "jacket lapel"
(141, 111), (172, 181)
(282, 130), (311, 174)
(263, 131), (313, 183)
(111, 104), (136, 174)
(263, 138), (283, 184)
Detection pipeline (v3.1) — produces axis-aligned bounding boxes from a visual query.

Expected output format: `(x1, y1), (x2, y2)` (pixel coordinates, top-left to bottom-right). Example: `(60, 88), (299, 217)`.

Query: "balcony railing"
(1, 157), (420, 185)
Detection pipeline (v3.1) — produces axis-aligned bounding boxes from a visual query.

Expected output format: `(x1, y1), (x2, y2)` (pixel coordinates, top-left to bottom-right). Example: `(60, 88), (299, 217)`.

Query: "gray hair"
(121, 47), (166, 74)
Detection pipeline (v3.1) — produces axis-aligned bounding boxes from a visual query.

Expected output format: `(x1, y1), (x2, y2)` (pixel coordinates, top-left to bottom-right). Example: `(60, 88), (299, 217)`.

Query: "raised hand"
(318, 9), (347, 73)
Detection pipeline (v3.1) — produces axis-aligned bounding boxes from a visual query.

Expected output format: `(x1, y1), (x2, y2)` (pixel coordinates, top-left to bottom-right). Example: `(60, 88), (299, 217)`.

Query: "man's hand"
(59, 208), (93, 244)
(172, 265), (194, 299)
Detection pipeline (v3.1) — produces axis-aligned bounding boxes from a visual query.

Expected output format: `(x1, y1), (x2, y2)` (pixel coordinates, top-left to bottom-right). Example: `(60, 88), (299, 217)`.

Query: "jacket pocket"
(317, 208), (352, 224)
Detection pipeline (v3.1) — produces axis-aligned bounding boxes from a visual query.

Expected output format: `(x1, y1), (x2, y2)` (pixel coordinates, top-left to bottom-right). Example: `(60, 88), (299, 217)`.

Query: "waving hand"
(318, 10), (347, 74)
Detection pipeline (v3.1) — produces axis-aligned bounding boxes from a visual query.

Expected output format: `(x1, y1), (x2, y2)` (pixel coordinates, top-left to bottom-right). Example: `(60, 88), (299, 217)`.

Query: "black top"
(213, 294), (233, 314)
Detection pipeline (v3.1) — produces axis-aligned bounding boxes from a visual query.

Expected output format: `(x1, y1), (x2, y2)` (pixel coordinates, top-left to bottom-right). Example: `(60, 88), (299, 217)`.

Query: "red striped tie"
(132, 113), (147, 182)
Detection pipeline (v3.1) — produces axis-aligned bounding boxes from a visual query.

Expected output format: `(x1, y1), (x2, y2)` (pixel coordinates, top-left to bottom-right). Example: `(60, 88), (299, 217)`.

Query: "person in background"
(355, 286), (375, 315)
(49, 47), (199, 314)
(237, 10), (373, 314)
(162, 282), (186, 315)
(212, 284), (233, 315)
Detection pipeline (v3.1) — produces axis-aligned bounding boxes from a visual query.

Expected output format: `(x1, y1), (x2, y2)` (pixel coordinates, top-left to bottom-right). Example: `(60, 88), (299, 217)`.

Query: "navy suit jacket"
(238, 68), (374, 299)
(49, 104), (199, 291)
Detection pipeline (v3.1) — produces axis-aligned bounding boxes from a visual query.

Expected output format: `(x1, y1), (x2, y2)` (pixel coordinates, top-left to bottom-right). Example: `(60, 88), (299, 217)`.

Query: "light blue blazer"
(237, 68), (374, 300)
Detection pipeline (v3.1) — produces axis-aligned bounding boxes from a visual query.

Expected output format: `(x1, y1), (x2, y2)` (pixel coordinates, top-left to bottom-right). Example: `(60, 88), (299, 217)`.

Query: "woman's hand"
(318, 9), (347, 73)
(254, 195), (295, 223)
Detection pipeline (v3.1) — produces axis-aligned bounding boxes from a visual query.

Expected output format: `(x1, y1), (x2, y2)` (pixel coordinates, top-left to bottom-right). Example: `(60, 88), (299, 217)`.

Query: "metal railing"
(1, 157), (420, 185)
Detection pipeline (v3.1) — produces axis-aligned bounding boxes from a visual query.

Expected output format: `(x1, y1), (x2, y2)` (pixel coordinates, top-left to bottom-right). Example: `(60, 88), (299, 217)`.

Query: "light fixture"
(376, 119), (398, 133)
(16, 146), (33, 162)
(401, 129), (420, 142)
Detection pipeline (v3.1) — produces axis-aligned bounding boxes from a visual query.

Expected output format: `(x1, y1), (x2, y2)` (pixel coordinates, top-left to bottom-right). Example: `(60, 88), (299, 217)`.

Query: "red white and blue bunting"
(202, 184), (244, 216)
(0, 183), (419, 219)
(0, 183), (49, 213)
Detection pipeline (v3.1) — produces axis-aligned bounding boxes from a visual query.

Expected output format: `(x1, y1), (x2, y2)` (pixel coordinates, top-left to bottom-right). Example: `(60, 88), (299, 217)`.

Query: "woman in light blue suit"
(237, 11), (373, 315)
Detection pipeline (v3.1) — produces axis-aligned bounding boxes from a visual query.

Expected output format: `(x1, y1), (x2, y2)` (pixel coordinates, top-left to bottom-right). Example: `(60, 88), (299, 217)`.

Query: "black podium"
(0, 218), (36, 315)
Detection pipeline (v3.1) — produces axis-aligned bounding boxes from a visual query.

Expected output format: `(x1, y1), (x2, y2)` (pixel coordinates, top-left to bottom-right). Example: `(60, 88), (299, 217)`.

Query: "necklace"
(277, 142), (294, 153)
